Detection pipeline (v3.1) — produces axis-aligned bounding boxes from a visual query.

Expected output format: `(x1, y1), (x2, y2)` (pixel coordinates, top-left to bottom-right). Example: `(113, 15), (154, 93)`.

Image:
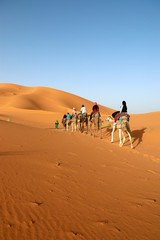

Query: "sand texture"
(0, 83), (160, 240)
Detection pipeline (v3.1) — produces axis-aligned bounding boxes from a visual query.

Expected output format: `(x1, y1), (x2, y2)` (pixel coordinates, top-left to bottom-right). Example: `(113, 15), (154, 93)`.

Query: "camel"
(106, 115), (133, 149)
(90, 112), (102, 138)
(66, 118), (72, 131)
(79, 113), (88, 133)
(70, 114), (79, 132)
(64, 114), (79, 132)
(62, 118), (67, 130)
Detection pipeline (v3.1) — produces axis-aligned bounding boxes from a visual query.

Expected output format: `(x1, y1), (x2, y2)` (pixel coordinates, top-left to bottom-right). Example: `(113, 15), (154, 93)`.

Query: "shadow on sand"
(131, 128), (146, 148)
(101, 127), (112, 139)
(101, 127), (147, 148)
(100, 127), (121, 142)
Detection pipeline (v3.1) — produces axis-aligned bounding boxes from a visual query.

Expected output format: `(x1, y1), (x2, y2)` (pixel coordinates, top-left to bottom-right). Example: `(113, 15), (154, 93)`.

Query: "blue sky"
(1, 0), (160, 113)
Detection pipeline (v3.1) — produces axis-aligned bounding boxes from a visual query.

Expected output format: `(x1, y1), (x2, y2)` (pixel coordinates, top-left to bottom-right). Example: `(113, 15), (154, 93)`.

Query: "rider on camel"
(67, 113), (71, 119)
(80, 105), (87, 115)
(62, 114), (67, 123)
(72, 107), (77, 117)
(62, 114), (67, 120)
(112, 101), (128, 125)
(90, 102), (100, 121)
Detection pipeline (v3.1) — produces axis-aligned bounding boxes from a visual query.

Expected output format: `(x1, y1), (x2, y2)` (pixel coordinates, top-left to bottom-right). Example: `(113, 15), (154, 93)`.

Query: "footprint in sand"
(144, 198), (157, 203)
(68, 152), (79, 157)
(147, 170), (160, 176)
(7, 223), (14, 228)
(134, 202), (143, 207)
(97, 220), (109, 225)
(96, 220), (121, 232)
(30, 201), (43, 207)
(49, 189), (54, 193)
(70, 231), (84, 238)
(56, 162), (61, 166)
(101, 164), (110, 168)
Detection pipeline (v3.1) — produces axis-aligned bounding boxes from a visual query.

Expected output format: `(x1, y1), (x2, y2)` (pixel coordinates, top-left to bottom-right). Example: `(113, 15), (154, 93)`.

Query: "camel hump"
(119, 114), (130, 123)
(121, 114), (130, 119)
(117, 113), (130, 120)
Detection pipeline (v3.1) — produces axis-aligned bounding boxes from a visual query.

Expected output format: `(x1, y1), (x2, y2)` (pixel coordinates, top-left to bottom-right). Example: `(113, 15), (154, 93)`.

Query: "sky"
(0, 0), (160, 113)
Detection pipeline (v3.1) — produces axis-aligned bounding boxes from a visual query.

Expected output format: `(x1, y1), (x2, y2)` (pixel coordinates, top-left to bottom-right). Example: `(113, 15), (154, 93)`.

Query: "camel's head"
(106, 116), (112, 121)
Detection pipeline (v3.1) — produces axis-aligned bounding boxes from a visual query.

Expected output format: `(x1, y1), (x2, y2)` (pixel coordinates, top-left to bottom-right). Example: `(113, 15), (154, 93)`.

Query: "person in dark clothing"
(63, 114), (67, 119)
(112, 101), (127, 124)
(90, 102), (100, 120)
(120, 101), (127, 113)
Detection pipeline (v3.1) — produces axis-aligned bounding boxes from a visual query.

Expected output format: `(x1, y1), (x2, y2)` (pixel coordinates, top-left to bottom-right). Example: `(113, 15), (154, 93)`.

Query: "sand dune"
(0, 83), (113, 113)
(0, 83), (160, 240)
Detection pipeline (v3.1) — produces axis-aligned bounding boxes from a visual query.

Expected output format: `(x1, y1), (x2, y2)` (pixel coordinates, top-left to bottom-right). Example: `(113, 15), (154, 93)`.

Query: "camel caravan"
(61, 101), (133, 149)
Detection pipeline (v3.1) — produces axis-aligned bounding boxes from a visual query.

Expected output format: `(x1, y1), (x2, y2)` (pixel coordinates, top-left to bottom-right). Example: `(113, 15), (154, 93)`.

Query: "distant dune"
(0, 83), (113, 114)
(0, 83), (160, 240)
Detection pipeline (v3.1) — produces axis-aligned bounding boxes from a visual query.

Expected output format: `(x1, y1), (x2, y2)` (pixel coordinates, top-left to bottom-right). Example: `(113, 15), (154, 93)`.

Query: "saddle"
(62, 118), (67, 123)
(116, 113), (130, 122)
(81, 113), (88, 118)
(92, 112), (100, 118)
(72, 113), (78, 118)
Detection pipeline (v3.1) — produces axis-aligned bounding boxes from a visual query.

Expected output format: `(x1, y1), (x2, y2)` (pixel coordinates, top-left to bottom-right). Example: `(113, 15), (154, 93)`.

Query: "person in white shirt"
(80, 104), (87, 115)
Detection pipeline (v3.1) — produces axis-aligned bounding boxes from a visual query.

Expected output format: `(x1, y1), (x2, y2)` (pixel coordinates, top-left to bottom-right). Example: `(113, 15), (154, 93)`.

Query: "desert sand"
(0, 83), (160, 240)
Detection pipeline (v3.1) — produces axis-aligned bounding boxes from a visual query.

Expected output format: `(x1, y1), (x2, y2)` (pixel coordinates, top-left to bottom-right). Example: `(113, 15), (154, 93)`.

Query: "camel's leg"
(75, 121), (77, 131)
(96, 121), (98, 137)
(127, 131), (133, 149)
(81, 121), (83, 132)
(99, 119), (102, 139)
(71, 122), (74, 132)
(80, 122), (82, 132)
(93, 119), (97, 137)
(96, 121), (99, 136)
(119, 129), (123, 147)
(122, 130), (125, 143)
(92, 120), (96, 137)
(90, 122), (92, 136)
(111, 125), (115, 142)
(73, 123), (75, 132)
(80, 121), (83, 133)
(86, 119), (88, 134)
(100, 127), (102, 139)
(82, 122), (84, 133)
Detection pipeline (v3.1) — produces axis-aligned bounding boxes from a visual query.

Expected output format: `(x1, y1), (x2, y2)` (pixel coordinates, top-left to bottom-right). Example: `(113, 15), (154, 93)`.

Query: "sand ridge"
(0, 83), (113, 114)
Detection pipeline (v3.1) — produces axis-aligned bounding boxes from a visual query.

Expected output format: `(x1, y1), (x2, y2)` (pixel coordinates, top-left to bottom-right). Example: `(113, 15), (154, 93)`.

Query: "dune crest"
(0, 83), (113, 114)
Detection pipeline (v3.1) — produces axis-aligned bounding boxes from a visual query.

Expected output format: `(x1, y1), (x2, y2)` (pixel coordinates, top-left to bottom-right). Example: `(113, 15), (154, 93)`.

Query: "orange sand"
(0, 83), (160, 240)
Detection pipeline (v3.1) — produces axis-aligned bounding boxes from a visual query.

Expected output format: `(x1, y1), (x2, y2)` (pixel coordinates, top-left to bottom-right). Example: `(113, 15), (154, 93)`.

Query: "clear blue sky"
(1, 0), (160, 113)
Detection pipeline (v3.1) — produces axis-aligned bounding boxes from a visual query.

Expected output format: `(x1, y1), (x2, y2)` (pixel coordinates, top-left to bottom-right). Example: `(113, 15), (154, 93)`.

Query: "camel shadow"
(131, 128), (146, 148)
(101, 127), (112, 139)
(101, 126), (146, 149)
(100, 127), (119, 142)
